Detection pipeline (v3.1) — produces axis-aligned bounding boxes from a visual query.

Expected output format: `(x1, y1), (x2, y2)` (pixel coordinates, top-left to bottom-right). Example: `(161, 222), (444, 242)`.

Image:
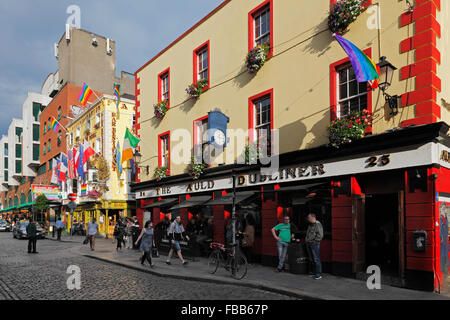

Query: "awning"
(143, 198), (179, 209)
(0, 201), (35, 213)
(169, 195), (211, 210)
(204, 191), (255, 206)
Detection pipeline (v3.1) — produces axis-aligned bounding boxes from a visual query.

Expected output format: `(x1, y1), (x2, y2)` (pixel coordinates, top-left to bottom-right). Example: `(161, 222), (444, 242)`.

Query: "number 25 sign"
(366, 155), (390, 168)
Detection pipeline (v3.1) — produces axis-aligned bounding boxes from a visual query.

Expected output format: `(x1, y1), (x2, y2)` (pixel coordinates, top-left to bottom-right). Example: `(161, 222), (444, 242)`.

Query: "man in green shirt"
(271, 216), (294, 272)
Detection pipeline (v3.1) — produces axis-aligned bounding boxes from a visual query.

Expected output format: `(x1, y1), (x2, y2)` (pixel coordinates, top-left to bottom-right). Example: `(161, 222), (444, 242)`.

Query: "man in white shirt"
(87, 218), (99, 251)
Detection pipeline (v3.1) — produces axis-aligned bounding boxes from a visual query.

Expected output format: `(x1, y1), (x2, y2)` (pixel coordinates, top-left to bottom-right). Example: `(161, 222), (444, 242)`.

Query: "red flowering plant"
(154, 100), (168, 120)
(186, 78), (209, 100)
(328, 0), (367, 34)
(187, 157), (209, 180)
(153, 166), (169, 182)
(246, 44), (270, 73)
(328, 109), (373, 148)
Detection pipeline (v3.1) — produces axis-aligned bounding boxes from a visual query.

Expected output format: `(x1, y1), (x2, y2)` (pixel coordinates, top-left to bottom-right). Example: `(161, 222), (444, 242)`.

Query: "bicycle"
(207, 242), (248, 280)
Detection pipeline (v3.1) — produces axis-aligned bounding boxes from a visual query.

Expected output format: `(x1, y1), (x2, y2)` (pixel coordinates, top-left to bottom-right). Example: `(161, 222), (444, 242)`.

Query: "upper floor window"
(193, 41), (210, 87)
(47, 117), (51, 131)
(95, 113), (101, 126)
(249, 0), (273, 55)
(57, 130), (62, 146)
(43, 122), (47, 134)
(43, 143), (47, 155)
(158, 132), (170, 172)
(158, 69), (170, 105)
(4, 143), (8, 156)
(193, 116), (209, 162)
(337, 65), (368, 118)
(249, 89), (273, 154)
(76, 127), (80, 138)
(95, 137), (101, 153)
(57, 106), (62, 120)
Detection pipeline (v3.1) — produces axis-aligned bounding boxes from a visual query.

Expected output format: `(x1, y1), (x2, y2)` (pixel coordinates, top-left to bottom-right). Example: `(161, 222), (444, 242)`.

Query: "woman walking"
(135, 221), (155, 267)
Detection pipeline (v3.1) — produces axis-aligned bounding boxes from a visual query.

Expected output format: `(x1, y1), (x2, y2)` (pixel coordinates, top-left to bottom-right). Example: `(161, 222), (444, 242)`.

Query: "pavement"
(68, 235), (449, 300)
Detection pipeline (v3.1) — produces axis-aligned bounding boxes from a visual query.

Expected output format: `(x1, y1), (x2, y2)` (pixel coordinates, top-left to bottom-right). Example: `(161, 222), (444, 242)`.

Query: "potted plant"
(154, 100), (169, 120)
(328, 109), (373, 148)
(246, 44), (270, 73)
(328, 0), (367, 34)
(154, 166), (169, 181)
(186, 78), (209, 100)
(187, 157), (208, 180)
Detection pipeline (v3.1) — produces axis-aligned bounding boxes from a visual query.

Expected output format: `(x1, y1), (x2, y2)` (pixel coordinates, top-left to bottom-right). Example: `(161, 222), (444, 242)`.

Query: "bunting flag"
(80, 184), (88, 197)
(333, 34), (380, 83)
(122, 128), (140, 163)
(114, 83), (121, 112)
(83, 140), (96, 165)
(78, 82), (94, 106)
(50, 116), (60, 133)
(50, 158), (58, 185)
(77, 142), (85, 179)
(114, 141), (123, 175)
(56, 157), (61, 187)
(58, 153), (68, 183)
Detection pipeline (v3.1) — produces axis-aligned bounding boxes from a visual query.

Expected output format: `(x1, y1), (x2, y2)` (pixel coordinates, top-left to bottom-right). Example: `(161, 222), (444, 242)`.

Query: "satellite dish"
(70, 105), (83, 117)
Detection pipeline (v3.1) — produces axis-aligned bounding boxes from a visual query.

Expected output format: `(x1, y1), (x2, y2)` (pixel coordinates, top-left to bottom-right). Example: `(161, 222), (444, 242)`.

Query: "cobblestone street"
(0, 233), (296, 300)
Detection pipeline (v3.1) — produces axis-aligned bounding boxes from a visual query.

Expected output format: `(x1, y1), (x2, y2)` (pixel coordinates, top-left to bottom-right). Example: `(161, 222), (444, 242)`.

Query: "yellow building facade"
(65, 95), (136, 236)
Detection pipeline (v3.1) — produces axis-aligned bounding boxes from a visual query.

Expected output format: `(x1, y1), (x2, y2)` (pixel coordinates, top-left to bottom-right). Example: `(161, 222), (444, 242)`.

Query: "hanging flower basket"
(328, 0), (367, 35)
(185, 78), (209, 100)
(328, 109), (373, 148)
(154, 166), (169, 181)
(154, 100), (168, 120)
(187, 157), (208, 180)
(246, 44), (270, 73)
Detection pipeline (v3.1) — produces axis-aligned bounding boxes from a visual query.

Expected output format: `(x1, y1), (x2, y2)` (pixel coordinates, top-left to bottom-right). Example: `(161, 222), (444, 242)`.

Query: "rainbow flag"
(80, 184), (87, 197)
(50, 117), (60, 132)
(334, 34), (380, 83)
(78, 83), (93, 106)
(113, 83), (121, 111)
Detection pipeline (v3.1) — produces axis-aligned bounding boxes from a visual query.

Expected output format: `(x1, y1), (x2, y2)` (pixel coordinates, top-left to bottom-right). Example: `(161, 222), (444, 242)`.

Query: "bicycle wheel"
(207, 250), (220, 274)
(230, 254), (248, 280)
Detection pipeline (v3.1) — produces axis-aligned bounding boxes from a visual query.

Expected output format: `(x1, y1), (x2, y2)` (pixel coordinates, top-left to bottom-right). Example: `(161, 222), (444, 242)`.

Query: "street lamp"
(377, 56), (399, 116)
(133, 150), (149, 175)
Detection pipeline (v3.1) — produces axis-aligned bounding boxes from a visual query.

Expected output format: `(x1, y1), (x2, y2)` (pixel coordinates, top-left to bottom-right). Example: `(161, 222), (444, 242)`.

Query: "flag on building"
(78, 82), (94, 106)
(50, 117), (61, 133)
(114, 141), (122, 175)
(80, 184), (88, 197)
(83, 140), (96, 164)
(50, 158), (58, 185)
(72, 147), (79, 178)
(333, 34), (380, 83)
(77, 143), (85, 179)
(122, 128), (140, 163)
(113, 83), (121, 112)
(58, 153), (68, 183)
(68, 149), (75, 179)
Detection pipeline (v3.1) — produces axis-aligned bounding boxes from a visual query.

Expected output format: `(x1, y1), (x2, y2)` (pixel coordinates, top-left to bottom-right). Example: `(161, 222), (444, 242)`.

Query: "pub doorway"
(365, 193), (399, 276)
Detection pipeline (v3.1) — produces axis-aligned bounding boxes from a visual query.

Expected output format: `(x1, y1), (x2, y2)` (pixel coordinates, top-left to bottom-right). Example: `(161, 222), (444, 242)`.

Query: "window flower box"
(154, 166), (169, 182)
(186, 78), (209, 100)
(154, 100), (169, 120)
(187, 157), (208, 180)
(328, 0), (367, 35)
(328, 109), (373, 148)
(246, 44), (270, 73)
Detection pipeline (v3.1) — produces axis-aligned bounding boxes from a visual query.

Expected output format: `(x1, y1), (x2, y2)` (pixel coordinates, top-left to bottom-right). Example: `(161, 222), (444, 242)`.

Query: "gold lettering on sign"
(441, 150), (450, 163)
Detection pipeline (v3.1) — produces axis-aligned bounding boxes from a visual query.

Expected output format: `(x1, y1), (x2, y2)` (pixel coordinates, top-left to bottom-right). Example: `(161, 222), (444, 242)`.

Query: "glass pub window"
(160, 73), (169, 101)
(160, 135), (169, 168)
(197, 47), (208, 81)
(337, 65), (368, 118)
(254, 95), (271, 149)
(254, 6), (270, 46)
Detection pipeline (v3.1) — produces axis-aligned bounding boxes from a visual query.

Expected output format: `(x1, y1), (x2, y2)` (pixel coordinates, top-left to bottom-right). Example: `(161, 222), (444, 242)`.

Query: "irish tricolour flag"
(122, 128), (140, 163)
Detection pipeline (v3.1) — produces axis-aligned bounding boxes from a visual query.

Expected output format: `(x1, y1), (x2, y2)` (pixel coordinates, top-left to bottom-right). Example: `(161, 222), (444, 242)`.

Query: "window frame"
(193, 115), (209, 161)
(248, 89), (274, 145)
(193, 40), (210, 89)
(158, 68), (170, 106)
(158, 131), (171, 174)
(248, 0), (273, 57)
(329, 48), (373, 131)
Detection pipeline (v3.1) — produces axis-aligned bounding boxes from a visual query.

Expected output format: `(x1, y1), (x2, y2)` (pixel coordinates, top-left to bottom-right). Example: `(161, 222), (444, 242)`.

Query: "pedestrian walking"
(166, 216), (190, 266)
(87, 218), (99, 251)
(125, 218), (134, 249)
(271, 216), (294, 272)
(55, 218), (64, 241)
(135, 221), (155, 267)
(26, 219), (38, 254)
(305, 213), (324, 280)
(114, 219), (126, 251)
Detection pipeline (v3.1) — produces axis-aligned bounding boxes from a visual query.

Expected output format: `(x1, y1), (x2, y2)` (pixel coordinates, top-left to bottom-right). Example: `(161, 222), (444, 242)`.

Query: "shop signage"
(137, 142), (437, 199)
(438, 144), (450, 169)
(32, 185), (62, 202)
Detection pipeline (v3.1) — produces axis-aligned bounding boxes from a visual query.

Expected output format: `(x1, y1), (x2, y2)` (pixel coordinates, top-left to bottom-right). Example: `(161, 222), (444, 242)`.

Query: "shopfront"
(133, 123), (450, 292)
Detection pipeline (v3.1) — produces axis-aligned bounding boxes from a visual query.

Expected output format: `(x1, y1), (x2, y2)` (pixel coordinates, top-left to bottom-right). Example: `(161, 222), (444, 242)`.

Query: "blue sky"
(0, 0), (223, 136)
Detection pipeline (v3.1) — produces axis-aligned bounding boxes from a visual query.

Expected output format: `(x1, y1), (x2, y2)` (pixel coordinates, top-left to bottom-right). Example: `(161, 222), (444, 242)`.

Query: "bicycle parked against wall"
(207, 242), (247, 280)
